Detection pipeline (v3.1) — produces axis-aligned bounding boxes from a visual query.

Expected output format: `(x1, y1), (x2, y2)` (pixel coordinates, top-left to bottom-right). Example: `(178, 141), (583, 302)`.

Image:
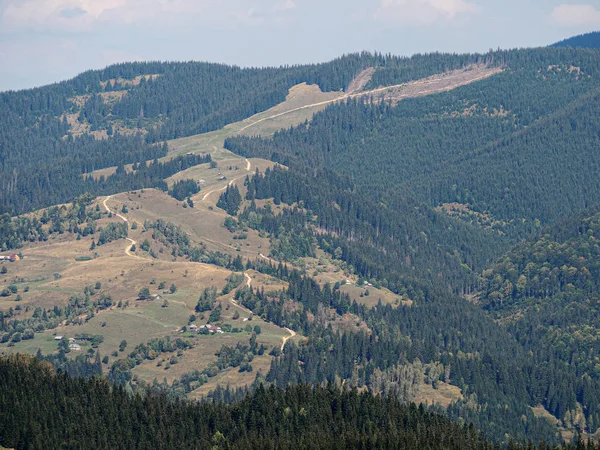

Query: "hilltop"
(552, 31), (600, 49)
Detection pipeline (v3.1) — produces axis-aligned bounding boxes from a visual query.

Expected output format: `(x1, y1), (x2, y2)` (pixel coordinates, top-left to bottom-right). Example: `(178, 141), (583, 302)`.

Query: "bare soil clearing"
(346, 67), (376, 94)
(99, 74), (160, 89)
(237, 64), (501, 133)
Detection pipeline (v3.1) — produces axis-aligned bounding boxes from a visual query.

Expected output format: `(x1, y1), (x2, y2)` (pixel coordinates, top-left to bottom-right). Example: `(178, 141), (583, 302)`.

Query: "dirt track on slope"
(239, 65), (501, 133)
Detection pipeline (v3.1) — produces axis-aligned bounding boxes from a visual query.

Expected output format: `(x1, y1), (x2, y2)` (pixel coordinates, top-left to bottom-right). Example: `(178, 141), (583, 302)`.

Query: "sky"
(0, 0), (599, 92)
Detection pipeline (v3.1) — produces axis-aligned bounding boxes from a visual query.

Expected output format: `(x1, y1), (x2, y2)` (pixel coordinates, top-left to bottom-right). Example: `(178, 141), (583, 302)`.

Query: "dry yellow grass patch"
(107, 189), (272, 261)
(304, 250), (410, 308)
(129, 297), (291, 390)
(100, 74), (160, 89)
(347, 68), (376, 94)
(188, 354), (273, 399)
(415, 380), (463, 408)
(245, 270), (288, 293)
(0, 200), (236, 315)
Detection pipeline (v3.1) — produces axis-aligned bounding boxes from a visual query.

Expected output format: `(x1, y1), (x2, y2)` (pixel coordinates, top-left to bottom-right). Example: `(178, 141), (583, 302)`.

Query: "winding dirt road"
(200, 158), (251, 202)
(102, 195), (141, 259)
(230, 298), (253, 315)
(228, 271), (297, 350)
(238, 66), (501, 133)
(103, 195), (129, 222)
(259, 253), (277, 264)
(281, 328), (296, 351)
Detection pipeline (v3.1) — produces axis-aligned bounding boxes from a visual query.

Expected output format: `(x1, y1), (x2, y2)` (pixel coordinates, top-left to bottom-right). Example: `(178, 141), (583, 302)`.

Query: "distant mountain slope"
(6, 43), (600, 446)
(227, 47), (600, 233)
(223, 45), (600, 440)
(479, 208), (600, 427)
(0, 52), (494, 215)
(5, 46), (596, 216)
(405, 87), (600, 226)
(552, 31), (600, 48)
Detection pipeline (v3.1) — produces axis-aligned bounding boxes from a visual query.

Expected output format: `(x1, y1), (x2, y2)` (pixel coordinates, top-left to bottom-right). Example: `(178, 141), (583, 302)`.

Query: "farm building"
(69, 343), (82, 351)
(198, 324), (223, 334)
(184, 323), (223, 334)
(0, 254), (20, 262)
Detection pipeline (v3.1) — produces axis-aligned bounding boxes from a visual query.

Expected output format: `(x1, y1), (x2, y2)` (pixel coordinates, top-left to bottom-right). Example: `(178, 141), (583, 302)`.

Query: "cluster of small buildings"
(187, 324), (223, 334)
(54, 336), (82, 351)
(0, 254), (20, 262)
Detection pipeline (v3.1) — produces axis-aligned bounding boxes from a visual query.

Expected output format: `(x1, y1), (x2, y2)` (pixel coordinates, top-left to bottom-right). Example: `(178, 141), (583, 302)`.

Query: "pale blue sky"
(0, 0), (599, 92)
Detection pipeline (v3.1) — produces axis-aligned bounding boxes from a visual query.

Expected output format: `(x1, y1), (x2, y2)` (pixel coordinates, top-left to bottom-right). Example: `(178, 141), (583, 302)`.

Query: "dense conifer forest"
(553, 32), (600, 49)
(479, 209), (600, 390)
(3, 354), (600, 450)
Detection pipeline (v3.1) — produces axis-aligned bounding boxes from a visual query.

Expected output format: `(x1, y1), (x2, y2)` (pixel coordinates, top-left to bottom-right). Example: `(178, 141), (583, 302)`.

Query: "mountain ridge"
(552, 31), (600, 49)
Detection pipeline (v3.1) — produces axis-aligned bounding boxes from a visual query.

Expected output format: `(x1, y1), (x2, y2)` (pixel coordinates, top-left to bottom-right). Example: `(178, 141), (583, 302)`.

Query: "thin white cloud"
(374, 0), (480, 24)
(0, 0), (295, 32)
(272, 0), (296, 12)
(550, 3), (600, 27)
(2, 0), (127, 32)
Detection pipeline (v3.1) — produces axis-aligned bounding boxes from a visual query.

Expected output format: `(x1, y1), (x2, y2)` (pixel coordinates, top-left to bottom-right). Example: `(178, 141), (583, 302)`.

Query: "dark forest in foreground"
(1, 355), (599, 450)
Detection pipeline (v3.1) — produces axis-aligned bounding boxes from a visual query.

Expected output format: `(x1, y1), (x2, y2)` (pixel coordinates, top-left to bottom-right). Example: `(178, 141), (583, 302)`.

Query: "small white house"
(54, 336), (63, 340)
(199, 324), (222, 334)
(69, 343), (82, 351)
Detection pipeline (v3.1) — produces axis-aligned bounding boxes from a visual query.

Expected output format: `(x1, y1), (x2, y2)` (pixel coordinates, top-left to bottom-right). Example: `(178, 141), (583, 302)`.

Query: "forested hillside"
(221, 165), (600, 442)
(2, 354), (598, 450)
(553, 32), (600, 49)
(478, 208), (600, 430)
(0, 51), (495, 214)
(220, 44), (600, 441)
(227, 47), (600, 230)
